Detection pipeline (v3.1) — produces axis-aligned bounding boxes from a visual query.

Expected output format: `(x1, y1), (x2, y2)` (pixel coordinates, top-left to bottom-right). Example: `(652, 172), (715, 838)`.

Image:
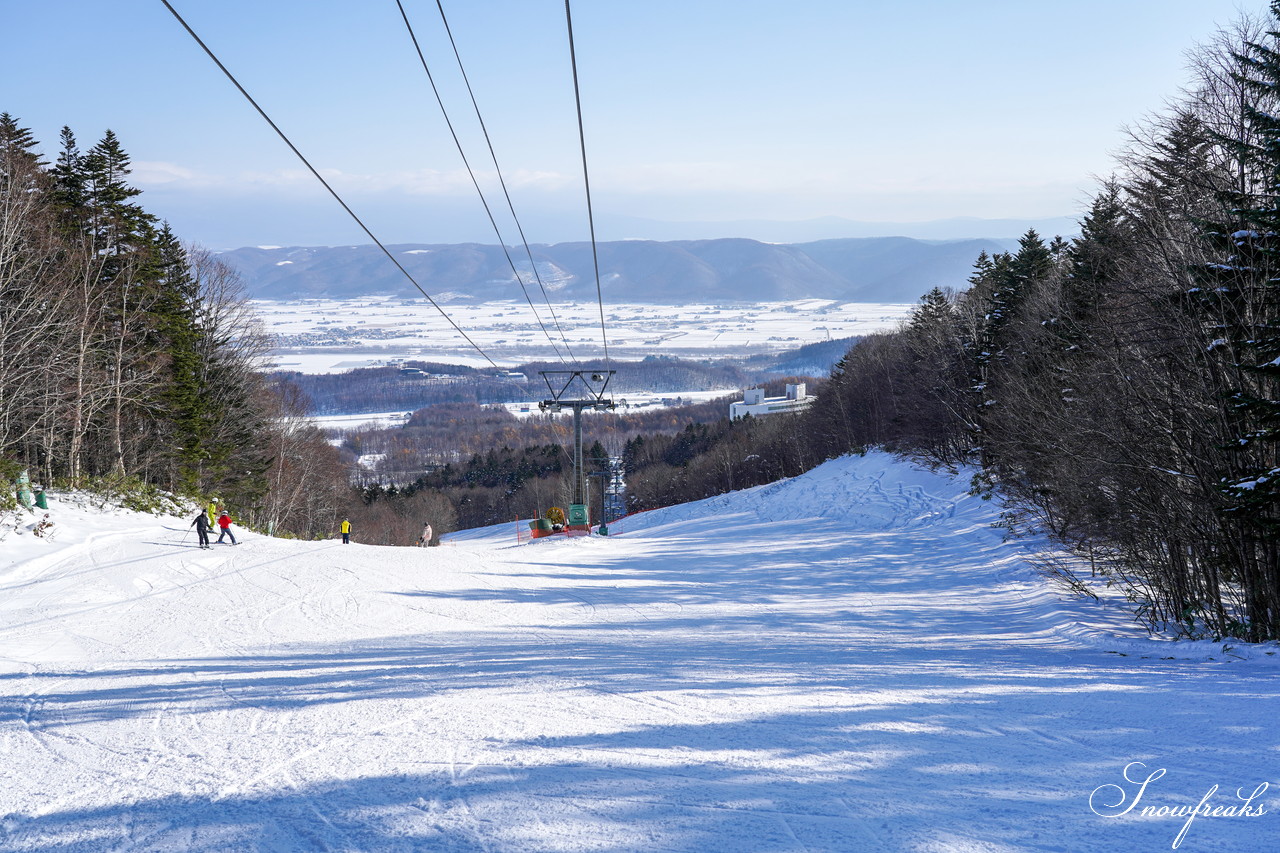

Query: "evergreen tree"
(91, 132), (160, 476)
(587, 440), (609, 472)
(1065, 182), (1130, 335)
(49, 126), (87, 233)
(965, 250), (998, 297)
(900, 287), (970, 458)
(975, 230), (1054, 374)
(906, 287), (954, 337)
(149, 226), (209, 490)
(1048, 235), (1070, 261)
(1008, 229), (1055, 284)
(81, 129), (153, 256)
(0, 113), (44, 182)
(1126, 111), (1223, 237)
(623, 435), (646, 475)
(0, 113), (48, 275)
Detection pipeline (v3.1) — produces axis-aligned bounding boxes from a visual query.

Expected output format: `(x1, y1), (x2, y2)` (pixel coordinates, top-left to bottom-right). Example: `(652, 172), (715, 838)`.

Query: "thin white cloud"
(131, 161), (199, 184)
(132, 162), (577, 197)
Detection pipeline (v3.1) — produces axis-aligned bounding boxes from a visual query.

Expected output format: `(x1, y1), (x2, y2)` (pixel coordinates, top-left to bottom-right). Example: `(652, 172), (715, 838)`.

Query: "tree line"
(624, 12), (1280, 642)
(338, 396), (756, 531)
(339, 396), (744, 475)
(0, 115), (348, 534)
(272, 355), (768, 416)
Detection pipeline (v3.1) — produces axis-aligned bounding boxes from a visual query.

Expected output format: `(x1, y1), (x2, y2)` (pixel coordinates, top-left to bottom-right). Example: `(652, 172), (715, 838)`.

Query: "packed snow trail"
(0, 453), (1276, 852)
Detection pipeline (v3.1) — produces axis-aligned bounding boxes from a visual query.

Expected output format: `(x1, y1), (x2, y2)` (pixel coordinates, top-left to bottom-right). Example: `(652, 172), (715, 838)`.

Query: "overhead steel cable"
(158, 0), (500, 369)
(395, 0), (574, 365)
(429, 0), (579, 365)
(563, 0), (611, 369)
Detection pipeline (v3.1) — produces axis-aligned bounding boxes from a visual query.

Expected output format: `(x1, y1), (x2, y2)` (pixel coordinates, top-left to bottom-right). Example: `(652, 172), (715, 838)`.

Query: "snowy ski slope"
(0, 452), (1276, 851)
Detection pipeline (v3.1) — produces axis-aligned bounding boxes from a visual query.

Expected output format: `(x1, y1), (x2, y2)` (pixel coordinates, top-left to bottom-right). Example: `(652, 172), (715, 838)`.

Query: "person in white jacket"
(417, 522), (433, 547)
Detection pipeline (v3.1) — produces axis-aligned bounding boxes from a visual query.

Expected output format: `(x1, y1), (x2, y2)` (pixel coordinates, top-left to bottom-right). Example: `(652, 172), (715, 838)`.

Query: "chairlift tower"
(539, 370), (616, 528)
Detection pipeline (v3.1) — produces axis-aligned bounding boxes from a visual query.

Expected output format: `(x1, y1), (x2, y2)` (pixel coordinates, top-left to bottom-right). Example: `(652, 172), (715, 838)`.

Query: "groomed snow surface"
(1, 452), (1276, 852)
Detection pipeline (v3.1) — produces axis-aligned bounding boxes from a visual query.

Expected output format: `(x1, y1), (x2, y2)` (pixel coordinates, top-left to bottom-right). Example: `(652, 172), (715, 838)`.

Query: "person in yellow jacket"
(340, 518), (351, 544)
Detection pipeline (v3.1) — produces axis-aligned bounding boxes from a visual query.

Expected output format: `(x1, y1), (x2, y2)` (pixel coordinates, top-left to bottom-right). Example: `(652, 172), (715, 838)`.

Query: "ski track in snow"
(0, 452), (1277, 852)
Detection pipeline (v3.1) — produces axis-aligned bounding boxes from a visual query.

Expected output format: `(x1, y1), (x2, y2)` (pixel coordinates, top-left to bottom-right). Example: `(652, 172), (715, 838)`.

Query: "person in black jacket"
(190, 511), (212, 549)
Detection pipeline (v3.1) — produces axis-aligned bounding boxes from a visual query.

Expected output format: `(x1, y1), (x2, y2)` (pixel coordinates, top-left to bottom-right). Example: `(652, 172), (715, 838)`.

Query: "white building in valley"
(730, 383), (811, 419)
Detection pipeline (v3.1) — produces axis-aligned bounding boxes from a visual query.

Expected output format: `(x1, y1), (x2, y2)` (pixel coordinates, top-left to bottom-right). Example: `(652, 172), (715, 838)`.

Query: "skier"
(216, 510), (237, 545)
(190, 511), (212, 550)
(417, 522), (433, 547)
(341, 517), (351, 544)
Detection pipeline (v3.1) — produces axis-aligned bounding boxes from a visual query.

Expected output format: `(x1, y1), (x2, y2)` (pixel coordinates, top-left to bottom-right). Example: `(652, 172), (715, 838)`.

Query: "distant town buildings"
(398, 368), (467, 383)
(730, 383), (811, 419)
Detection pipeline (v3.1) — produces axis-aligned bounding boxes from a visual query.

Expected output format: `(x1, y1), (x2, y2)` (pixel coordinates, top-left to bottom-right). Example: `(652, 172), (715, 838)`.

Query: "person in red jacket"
(216, 510), (237, 545)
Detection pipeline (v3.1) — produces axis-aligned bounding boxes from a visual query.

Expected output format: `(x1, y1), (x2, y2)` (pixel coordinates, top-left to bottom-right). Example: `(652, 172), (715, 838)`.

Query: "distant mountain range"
(596, 213), (1080, 244)
(220, 235), (1022, 304)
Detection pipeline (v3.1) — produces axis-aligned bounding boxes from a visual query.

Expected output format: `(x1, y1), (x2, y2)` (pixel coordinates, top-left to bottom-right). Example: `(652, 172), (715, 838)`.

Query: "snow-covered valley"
(0, 453), (1275, 852)
(256, 297), (915, 372)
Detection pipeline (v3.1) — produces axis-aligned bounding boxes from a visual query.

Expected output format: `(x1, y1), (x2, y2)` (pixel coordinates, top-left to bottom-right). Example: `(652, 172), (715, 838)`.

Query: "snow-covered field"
(493, 390), (738, 419)
(310, 411), (415, 431)
(308, 391), (738, 431)
(257, 297), (914, 373)
(1, 453), (1276, 852)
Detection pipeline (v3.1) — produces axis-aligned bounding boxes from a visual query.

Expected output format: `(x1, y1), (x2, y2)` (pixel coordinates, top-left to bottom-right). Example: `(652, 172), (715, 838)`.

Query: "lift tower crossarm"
(538, 369), (614, 407)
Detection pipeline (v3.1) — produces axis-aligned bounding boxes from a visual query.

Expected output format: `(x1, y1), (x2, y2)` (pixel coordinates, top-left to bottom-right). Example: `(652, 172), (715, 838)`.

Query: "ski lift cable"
(395, 0), (573, 365)
(158, 0), (500, 369)
(429, 0), (581, 366)
(564, 0), (611, 371)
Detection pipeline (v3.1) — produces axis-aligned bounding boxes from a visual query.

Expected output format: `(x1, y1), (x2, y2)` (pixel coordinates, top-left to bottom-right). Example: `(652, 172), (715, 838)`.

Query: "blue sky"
(1, 0), (1260, 248)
